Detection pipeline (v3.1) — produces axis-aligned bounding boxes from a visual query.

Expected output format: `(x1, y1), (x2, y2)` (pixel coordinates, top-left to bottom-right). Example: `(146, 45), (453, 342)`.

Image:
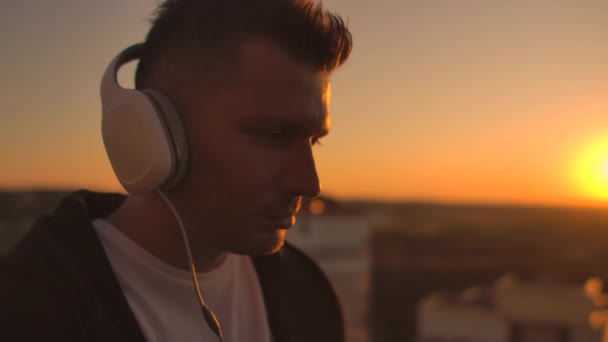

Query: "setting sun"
(575, 137), (608, 201)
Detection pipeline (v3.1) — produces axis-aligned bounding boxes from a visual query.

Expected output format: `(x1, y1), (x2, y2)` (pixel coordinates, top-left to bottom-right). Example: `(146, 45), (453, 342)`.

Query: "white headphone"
(100, 43), (189, 195)
(101, 45), (226, 339)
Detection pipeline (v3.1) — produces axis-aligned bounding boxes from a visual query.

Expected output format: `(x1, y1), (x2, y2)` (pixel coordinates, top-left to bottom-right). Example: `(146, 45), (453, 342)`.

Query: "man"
(0, 0), (352, 341)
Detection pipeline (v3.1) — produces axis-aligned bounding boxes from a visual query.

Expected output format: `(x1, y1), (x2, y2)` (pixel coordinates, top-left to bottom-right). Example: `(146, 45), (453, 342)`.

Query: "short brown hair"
(135, 0), (352, 89)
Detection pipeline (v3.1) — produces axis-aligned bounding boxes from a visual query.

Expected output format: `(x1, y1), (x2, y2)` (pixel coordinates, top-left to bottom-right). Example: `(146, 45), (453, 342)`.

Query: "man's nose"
(280, 142), (321, 198)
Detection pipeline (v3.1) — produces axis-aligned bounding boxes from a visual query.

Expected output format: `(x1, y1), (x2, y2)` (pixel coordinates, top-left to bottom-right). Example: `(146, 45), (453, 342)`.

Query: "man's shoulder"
(0, 190), (145, 342)
(1, 216), (65, 281)
(251, 242), (345, 342)
(0, 190), (125, 303)
(276, 242), (332, 279)
(0, 257), (77, 332)
(0, 190), (125, 279)
(0, 211), (84, 297)
(0, 282), (79, 340)
(0, 218), (84, 339)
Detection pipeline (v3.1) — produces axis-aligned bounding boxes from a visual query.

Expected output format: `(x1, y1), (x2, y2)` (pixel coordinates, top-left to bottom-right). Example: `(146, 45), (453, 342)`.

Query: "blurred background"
(2, 1), (608, 341)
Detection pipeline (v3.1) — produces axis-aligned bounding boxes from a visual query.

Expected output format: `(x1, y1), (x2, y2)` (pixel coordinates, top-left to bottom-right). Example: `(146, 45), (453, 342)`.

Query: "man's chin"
(264, 238), (285, 255)
(258, 230), (286, 255)
(233, 229), (286, 256)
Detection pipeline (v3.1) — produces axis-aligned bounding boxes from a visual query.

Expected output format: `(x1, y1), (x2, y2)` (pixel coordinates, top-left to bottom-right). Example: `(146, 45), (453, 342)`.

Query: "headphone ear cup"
(142, 89), (190, 190)
(100, 44), (185, 195)
(101, 89), (175, 195)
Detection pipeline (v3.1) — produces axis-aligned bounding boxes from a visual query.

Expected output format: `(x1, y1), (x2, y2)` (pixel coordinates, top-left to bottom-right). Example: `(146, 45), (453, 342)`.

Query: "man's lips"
(260, 198), (300, 228)
(263, 212), (295, 218)
(261, 213), (296, 229)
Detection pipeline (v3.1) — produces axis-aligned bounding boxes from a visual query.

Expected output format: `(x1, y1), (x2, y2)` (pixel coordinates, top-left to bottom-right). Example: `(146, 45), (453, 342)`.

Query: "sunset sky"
(2, 0), (608, 207)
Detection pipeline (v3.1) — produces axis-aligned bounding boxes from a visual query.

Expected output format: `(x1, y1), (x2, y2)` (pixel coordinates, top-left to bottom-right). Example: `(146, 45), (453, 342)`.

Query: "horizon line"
(1, 186), (607, 210)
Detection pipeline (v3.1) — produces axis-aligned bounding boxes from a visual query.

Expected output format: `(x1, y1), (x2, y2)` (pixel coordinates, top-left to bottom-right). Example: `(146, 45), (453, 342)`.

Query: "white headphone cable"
(157, 190), (225, 342)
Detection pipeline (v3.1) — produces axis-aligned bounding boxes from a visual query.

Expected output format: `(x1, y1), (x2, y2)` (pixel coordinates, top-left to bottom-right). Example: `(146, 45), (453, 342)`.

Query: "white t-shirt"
(92, 219), (272, 342)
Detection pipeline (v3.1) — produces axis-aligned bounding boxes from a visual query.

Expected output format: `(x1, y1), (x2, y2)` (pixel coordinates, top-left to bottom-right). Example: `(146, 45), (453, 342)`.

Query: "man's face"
(173, 38), (331, 255)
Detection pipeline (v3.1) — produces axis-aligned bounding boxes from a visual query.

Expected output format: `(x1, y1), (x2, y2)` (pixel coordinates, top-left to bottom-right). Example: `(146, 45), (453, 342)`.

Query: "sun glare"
(575, 137), (608, 201)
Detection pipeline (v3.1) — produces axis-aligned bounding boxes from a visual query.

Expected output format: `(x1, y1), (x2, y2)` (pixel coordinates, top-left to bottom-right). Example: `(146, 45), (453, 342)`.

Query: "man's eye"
(263, 130), (290, 143)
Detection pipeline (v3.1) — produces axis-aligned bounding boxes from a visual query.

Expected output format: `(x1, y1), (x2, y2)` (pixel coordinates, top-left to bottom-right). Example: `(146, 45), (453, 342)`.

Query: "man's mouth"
(262, 213), (296, 229)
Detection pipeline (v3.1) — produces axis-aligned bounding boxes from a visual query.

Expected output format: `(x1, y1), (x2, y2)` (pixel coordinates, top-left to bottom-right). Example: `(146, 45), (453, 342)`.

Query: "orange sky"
(2, 1), (608, 207)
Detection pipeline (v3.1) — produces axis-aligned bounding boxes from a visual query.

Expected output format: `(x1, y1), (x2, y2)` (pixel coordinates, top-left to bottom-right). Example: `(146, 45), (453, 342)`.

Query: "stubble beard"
(178, 200), (288, 257)
(229, 228), (287, 256)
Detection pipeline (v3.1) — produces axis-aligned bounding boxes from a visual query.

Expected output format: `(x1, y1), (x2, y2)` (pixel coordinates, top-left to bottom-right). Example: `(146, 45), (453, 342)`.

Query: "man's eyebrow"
(256, 117), (330, 136)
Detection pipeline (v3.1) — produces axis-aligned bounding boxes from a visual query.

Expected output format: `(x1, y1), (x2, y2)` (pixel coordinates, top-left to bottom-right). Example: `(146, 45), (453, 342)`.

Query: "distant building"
(416, 274), (604, 342)
(287, 197), (371, 342)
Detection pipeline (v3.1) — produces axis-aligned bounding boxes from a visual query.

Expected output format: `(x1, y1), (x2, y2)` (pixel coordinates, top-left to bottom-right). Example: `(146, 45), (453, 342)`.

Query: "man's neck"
(105, 194), (227, 272)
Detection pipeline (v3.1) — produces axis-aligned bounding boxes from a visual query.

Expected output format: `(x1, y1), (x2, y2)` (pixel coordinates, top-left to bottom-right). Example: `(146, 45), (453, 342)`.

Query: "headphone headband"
(100, 43), (145, 106)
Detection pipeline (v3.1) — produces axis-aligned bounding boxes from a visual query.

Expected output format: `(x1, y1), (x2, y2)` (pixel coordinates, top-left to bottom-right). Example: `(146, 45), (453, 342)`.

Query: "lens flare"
(575, 137), (608, 201)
